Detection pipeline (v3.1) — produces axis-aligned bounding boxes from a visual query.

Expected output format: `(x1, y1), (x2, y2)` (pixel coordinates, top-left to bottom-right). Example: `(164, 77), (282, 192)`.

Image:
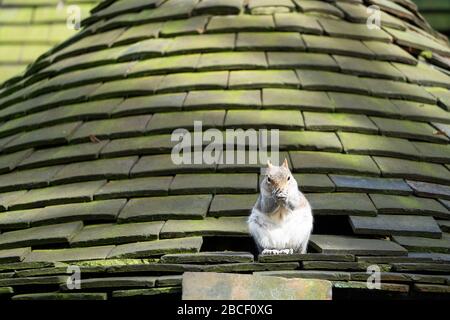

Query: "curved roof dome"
(0, 0), (449, 300)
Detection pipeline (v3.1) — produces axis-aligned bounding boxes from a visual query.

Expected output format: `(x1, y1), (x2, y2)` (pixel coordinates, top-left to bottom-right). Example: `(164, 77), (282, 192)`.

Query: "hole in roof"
(312, 215), (353, 236)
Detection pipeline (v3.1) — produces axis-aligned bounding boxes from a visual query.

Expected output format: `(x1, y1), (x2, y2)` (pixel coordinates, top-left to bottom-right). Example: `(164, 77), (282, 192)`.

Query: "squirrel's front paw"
(278, 248), (294, 255)
(261, 249), (279, 255)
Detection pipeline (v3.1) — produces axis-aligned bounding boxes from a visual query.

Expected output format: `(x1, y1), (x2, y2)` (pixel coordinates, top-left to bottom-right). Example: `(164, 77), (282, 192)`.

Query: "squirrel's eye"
(287, 176), (291, 181)
(267, 177), (272, 183)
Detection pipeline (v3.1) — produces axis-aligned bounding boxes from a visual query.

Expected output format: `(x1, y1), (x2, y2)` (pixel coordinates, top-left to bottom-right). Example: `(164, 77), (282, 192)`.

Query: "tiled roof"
(0, 0), (449, 300)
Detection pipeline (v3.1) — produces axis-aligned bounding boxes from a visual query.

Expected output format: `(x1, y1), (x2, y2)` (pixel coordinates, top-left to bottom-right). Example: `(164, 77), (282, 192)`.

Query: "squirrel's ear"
(267, 160), (273, 168)
(282, 158), (289, 169)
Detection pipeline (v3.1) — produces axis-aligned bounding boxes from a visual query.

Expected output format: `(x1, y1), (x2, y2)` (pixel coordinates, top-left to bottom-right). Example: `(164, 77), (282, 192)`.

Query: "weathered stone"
(61, 276), (156, 291)
(263, 88), (334, 111)
(203, 262), (300, 273)
(413, 284), (450, 294)
(94, 176), (172, 200)
(24, 245), (115, 262)
(304, 112), (378, 133)
(160, 217), (249, 239)
(392, 263), (450, 273)
(108, 236), (203, 259)
(369, 194), (449, 218)
(255, 270), (351, 281)
(12, 292), (107, 300)
(310, 235), (408, 256)
(118, 195), (212, 222)
(170, 173), (258, 194)
(258, 253), (355, 263)
(0, 275), (67, 287)
(0, 261), (55, 272)
(330, 175), (412, 195)
(161, 252), (254, 264)
(332, 281), (409, 293)
(0, 247), (31, 263)
(306, 193), (377, 216)
(302, 261), (374, 271)
(70, 221), (165, 247)
(295, 174), (335, 192)
(0, 221), (83, 249)
(209, 194), (257, 217)
(236, 32), (305, 51)
(182, 272), (332, 300)
(392, 235), (450, 253)
(406, 180), (450, 200)
(350, 214), (442, 238)
(112, 286), (181, 298)
(351, 272), (448, 284)
(156, 275), (183, 287)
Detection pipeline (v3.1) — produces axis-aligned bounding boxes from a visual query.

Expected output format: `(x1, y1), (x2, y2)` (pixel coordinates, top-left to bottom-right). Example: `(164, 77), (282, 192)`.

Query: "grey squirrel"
(248, 159), (313, 255)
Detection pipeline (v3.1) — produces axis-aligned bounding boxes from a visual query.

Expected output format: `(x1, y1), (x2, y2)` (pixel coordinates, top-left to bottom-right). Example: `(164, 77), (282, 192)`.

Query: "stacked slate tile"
(0, 0), (449, 300)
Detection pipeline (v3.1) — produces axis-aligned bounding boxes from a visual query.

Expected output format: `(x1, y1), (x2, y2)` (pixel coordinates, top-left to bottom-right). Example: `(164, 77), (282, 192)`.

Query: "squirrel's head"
(263, 159), (297, 201)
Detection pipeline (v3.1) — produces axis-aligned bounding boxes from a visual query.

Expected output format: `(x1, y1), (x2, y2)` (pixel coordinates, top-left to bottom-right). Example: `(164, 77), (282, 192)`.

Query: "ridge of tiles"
(0, 0), (449, 300)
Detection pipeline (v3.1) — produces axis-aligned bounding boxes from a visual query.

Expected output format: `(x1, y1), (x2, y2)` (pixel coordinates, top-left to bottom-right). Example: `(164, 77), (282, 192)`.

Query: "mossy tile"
(412, 141), (450, 163)
(17, 141), (108, 170)
(0, 149), (33, 173)
(309, 234), (408, 256)
(392, 235), (450, 254)
(373, 156), (450, 185)
(370, 117), (448, 143)
(319, 19), (392, 42)
(193, 0), (243, 15)
(50, 156), (138, 185)
(258, 253), (354, 263)
(3, 122), (81, 153)
(0, 276), (68, 288)
(0, 208), (40, 229)
(207, 15), (274, 32)
(60, 276), (157, 291)
(160, 217), (249, 239)
(225, 110), (303, 129)
(118, 195), (212, 222)
(393, 62), (450, 89)
(425, 87), (450, 111)
(0, 221), (83, 250)
(8, 180), (106, 210)
(198, 51), (267, 70)
(24, 245), (116, 263)
(130, 153), (216, 176)
(100, 134), (176, 157)
(392, 100), (450, 124)
(330, 175), (412, 195)
(229, 70), (298, 89)
(289, 151), (380, 176)
(129, 54), (200, 76)
(112, 286), (181, 298)
(294, 174), (335, 192)
(29, 199), (126, 227)
(294, 0), (344, 17)
(406, 180), (450, 200)
(0, 247), (31, 264)
(263, 88), (334, 111)
(0, 190), (27, 211)
(170, 173), (258, 195)
(333, 55), (405, 80)
(209, 194), (258, 217)
(70, 221), (165, 247)
(161, 16), (208, 37)
(248, 0), (296, 13)
(90, 76), (163, 99)
(278, 131), (343, 151)
(302, 261), (370, 271)
(297, 70), (369, 94)
(274, 13), (322, 34)
(438, 220), (450, 233)
(0, 25), (50, 43)
(305, 193), (377, 216)
(117, 38), (170, 61)
(167, 34), (235, 54)
(413, 284), (450, 293)
(236, 32), (305, 51)
(157, 71), (229, 93)
(107, 236), (203, 258)
(363, 40), (416, 64)
(44, 84), (102, 109)
(184, 90), (261, 110)
(114, 22), (163, 45)
(363, 78), (436, 104)
(303, 35), (374, 58)
(338, 132), (421, 159)
(386, 27), (450, 57)
(68, 115), (152, 143)
(94, 0), (163, 17)
(94, 176), (173, 200)
(304, 112), (378, 134)
(203, 262), (299, 273)
(350, 214), (442, 238)
(147, 110), (225, 133)
(161, 251), (254, 264)
(113, 93), (186, 116)
(0, 165), (63, 193)
(267, 52), (338, 71)
(369, 194), (449, 218)
(329, 92), (400, 117)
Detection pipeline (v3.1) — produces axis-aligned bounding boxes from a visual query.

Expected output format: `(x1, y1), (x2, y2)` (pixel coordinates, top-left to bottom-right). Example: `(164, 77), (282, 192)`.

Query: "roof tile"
(306, 193), (377, 216)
